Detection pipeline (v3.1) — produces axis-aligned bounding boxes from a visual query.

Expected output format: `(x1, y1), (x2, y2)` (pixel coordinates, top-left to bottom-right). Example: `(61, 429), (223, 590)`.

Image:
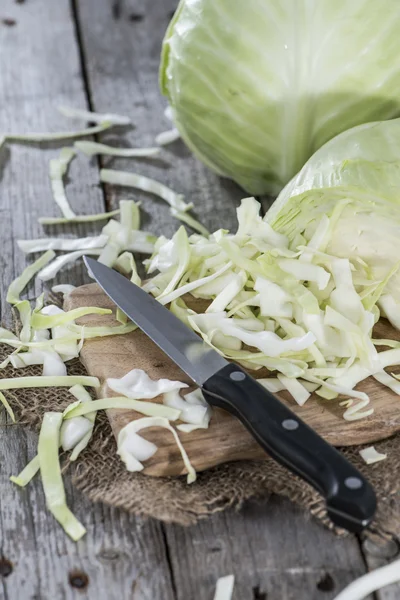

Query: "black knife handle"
(202, 363), (376, 532)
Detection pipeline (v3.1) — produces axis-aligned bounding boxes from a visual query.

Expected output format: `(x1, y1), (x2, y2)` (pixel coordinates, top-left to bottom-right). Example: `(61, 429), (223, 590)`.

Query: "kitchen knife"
(84, 256), (377, 533)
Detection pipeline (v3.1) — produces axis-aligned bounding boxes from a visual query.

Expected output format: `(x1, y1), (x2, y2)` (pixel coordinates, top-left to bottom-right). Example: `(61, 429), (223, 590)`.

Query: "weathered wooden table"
(0, 1), (399, 599)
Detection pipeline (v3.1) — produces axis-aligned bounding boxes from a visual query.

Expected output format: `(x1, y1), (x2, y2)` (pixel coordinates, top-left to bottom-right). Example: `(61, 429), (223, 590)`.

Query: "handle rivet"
(344, 477), (363, 490)
(230, 371), (246, 381)
(282, 419), (299, 431)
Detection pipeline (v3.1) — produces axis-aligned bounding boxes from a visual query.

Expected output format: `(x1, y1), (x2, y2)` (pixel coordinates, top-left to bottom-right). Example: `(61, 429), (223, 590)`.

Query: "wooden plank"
(164, 496), (373, 600)
(0, 0), (104, 323)
(0, 1), (175, 599)
(1, 425), (175, 600)
(74, 0), (244, 238)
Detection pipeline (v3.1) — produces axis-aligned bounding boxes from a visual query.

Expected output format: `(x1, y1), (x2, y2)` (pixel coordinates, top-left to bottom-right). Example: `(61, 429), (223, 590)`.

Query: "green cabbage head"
(160, 0), (400, 195)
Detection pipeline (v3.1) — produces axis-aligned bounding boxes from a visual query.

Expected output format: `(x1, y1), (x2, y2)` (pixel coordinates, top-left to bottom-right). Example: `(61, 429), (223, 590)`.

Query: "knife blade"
(84, 256), (377, 533)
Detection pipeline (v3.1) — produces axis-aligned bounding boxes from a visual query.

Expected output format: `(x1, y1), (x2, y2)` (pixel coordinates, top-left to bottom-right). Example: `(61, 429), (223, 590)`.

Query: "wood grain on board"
(65, 282), (400, 478)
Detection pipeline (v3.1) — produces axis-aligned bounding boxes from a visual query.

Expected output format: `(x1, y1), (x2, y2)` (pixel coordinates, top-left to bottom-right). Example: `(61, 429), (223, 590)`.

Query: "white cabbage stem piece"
(117, 416), (196, 483)
(107, 368), (188, 399)
(213, 575), (235, 600)
(358, 446), (387, 465)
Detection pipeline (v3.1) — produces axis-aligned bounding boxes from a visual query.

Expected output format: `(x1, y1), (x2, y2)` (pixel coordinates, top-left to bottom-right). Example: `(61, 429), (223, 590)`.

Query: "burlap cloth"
(2, 332), (400, 541)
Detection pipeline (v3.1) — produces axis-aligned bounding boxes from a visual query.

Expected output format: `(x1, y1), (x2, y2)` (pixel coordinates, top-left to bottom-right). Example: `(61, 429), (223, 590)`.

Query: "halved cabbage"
(267, 118), (400, 330)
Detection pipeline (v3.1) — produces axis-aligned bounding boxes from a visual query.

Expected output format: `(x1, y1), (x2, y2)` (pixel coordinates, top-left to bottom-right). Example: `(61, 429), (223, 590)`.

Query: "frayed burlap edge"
(2, 331), (400, 542)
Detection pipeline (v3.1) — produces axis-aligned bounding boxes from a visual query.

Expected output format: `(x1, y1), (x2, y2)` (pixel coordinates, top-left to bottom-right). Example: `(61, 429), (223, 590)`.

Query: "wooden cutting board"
(64, 283), (400, 478)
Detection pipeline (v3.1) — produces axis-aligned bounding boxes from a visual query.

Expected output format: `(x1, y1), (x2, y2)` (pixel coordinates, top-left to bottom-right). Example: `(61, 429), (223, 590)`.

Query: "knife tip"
(83, 255), (97, 279)
(83, 255), (94, 268)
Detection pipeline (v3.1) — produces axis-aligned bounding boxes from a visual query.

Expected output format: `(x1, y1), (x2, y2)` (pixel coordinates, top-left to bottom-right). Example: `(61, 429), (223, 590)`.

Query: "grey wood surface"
(0, 0), (398, 599)
(164, 497), (370, 600)
(0, 2), (175, 600)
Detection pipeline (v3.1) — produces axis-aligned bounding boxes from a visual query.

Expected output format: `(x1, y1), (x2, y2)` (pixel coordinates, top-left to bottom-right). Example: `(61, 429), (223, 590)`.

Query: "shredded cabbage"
(37, 305), (81, 360)
(373, 371), (400, 395)
(6, 121), (112, 142)
(170, 208), (210, 237)
(176, 389), (212, 433)
(67, 322), (137, 339)
(332, 558), (400, 600)
(277, 375), (310, 406)
(0, 376), (99, 390)
(63, 396), (180, 421)
(343, 398), (374, 422)
(90, 201), (155, 269)
(16, 300), (32, 344)
(155, 106), (181, 146)
(115, 251), (141, 285)
(278, 259), (330, 291)
(107, 368), (188, 399)
(254, 278), (293, 318)
(359, 446), (387, 465)
(0, 328), (19, 342)
(0, 328), (119, 351)
(176, 388), (212, 432)
(38, 412), (86, 541)
(0, 391), (16, 422)
(39, 208), (121, 225)
(213, 575), (235, 600)
(157, 262), (233, 305)
(60, 416), (92, 451)
(42, 351), (67, 377)
(142, 194), (400, 420)
(10, 454), (40, 487)
(75, 141), (160, 157)
(18, 235), (108, 253)
(99, 171), (208, 235)
(38, 249), (102, 281)
(163, 390), (208, 425)
(51, 284), (76, 296)
(49, 147), (77, 219)
(155, 128), (180, 146)
(258, 378), (286, 393)
(189, 312), (316, 357)
(100, 169), (191, 213)
(6, 250), (55, 304)
(118, 428), (158, 471)
(66, 385), (96, 461)
(57, 105), (131, 125)
(115, 308), (128, 325)
(117, 416), (196, 483)
(31, 306), (111, 329)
